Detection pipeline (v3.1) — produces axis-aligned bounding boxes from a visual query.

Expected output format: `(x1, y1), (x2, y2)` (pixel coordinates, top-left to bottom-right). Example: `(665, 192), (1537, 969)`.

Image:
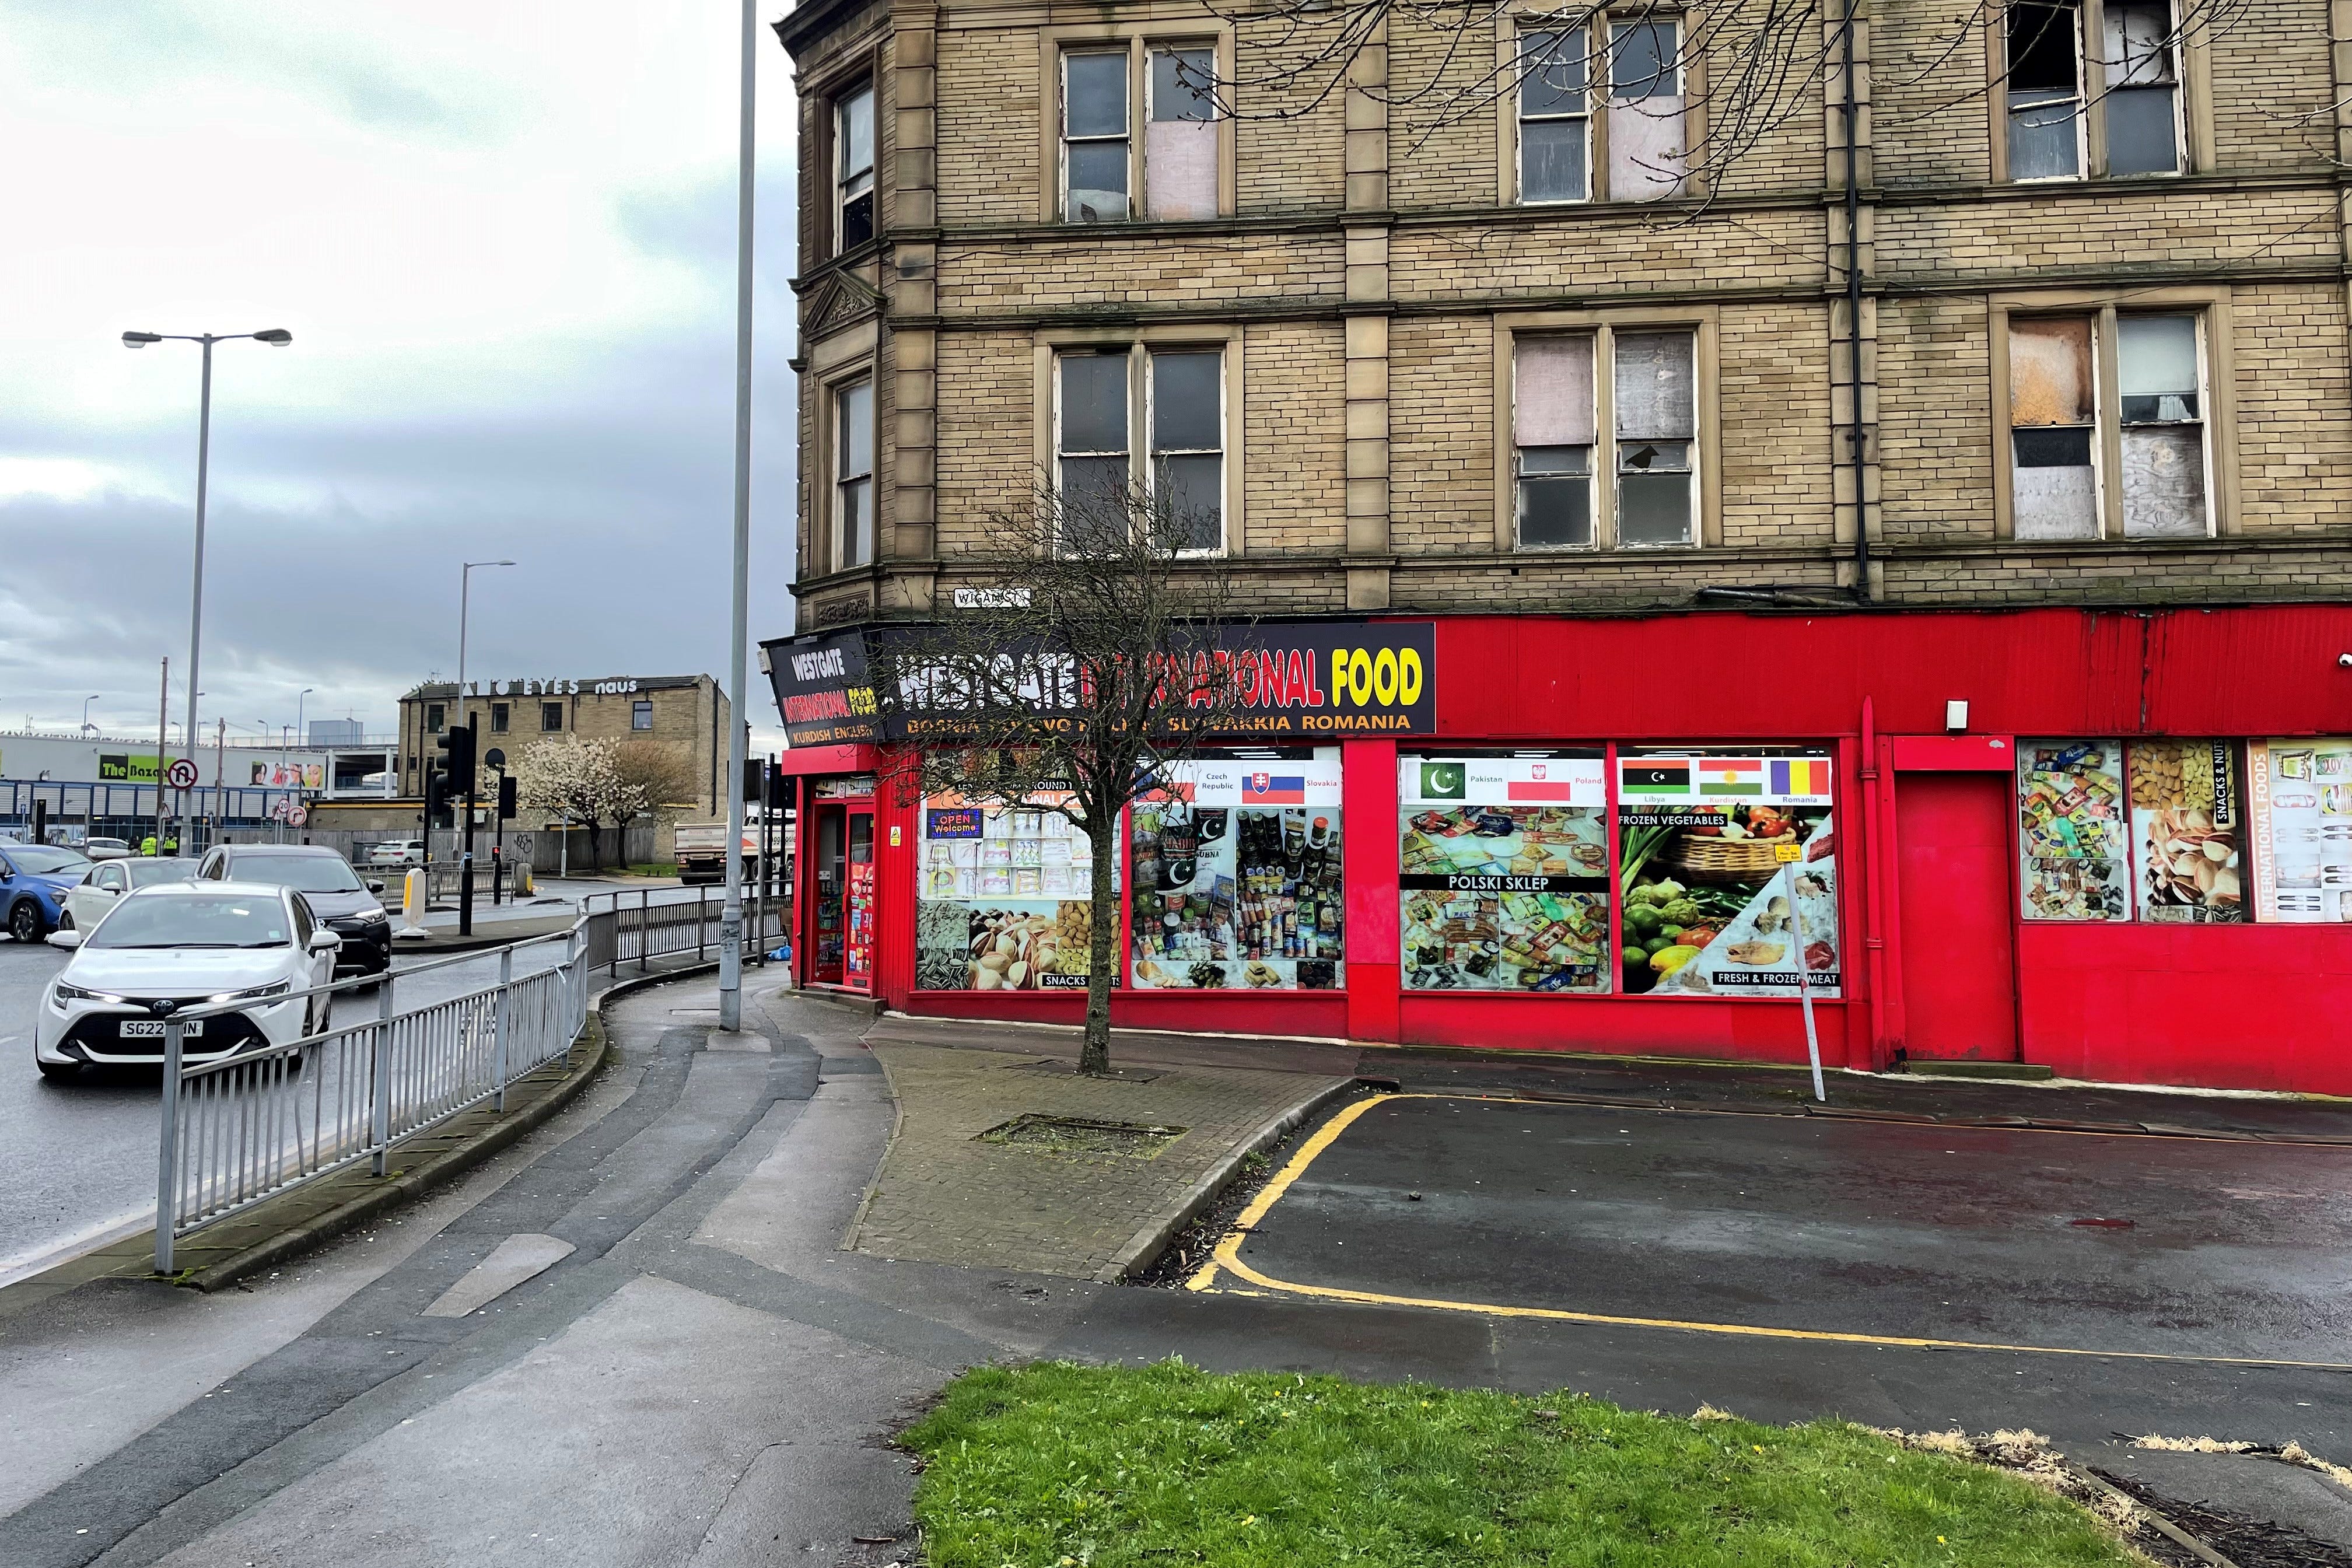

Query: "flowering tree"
(516, 736), (633, 871)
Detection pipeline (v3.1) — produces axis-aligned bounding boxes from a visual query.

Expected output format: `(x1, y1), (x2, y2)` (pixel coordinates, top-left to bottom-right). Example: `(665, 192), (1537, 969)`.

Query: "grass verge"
(904, 1360), (2143, 1567)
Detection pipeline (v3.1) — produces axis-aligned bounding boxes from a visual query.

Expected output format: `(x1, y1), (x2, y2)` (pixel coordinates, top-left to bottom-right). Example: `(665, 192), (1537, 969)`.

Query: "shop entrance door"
(807, 802), (876, 991)
(1895, 773), (2019, 1062)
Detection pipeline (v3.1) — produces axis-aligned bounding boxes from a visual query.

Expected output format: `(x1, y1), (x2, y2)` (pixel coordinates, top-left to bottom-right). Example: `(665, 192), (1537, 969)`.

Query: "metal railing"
(586, 887), (790, 977)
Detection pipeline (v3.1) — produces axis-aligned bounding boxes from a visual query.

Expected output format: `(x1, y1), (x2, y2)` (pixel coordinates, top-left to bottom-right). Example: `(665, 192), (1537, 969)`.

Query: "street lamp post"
(719, 0), (757, 1032)
(123, 327), (292, 848)
(81, 696), (101, 736)
(456, 560), (514, 937)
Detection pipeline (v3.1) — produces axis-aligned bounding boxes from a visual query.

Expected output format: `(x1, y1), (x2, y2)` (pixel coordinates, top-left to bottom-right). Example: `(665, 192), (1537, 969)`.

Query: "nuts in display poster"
(2017, 742), (2129, 921)
(1398, 756), (1612, 992)
(1130, 753), (1345, 990)
(2129, 740), (2244, 923)
(914, 794), (1100, 990)
(1615, 752), (1839, 998)
(2248, 738), (2352, 923)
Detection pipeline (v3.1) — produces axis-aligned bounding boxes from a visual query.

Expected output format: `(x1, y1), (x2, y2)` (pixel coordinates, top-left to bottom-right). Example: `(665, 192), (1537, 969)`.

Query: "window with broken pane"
(2009, 316), (2101, 540)
(1608, 19), (1686, 202)
(1513, 337), (1597, 549)
(1149, 349), (1223, 552)
(2103, 2), (2181, 176)
(2007, 4), (2084, 180)
(835, 85), (875, 253)
(1518, 29), (1590, 203)
(2118, 315), (2207, 538)
(1615, 331), (1697, 547)
(1147, 47), (1217, 220)
(1063, 52), (1130, 222)
(834, 378), (874, 569)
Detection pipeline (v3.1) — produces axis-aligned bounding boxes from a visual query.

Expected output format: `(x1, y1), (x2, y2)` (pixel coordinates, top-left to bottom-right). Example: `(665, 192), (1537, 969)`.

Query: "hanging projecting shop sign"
(762, 621), (1439, 748)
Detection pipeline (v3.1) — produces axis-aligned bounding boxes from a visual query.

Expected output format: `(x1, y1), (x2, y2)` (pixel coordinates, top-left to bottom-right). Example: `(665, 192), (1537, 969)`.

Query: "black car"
(195, 844), (392, 977)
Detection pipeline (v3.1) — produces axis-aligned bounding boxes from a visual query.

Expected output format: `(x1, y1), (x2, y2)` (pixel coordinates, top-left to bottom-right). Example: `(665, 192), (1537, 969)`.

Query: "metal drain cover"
(978, 1114), (1188, 1158)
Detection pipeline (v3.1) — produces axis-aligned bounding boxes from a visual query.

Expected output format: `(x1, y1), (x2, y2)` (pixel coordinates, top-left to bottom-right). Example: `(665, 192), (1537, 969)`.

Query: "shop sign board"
(97, 752), (162, 783)
(763, 621), (1438, 748)
(2247, 737), (2352, 923)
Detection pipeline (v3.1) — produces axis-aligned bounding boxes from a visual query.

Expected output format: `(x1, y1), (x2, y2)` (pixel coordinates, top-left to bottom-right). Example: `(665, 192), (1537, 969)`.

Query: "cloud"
(0, 0), (804, 750)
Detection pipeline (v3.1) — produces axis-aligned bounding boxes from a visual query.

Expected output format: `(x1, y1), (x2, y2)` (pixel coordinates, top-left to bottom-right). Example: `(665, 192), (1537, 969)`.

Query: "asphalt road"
(0, 932), (566, 1280)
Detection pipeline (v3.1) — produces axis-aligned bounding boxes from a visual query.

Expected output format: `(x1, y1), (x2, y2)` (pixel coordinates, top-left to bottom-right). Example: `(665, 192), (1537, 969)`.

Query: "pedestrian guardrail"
(585, 887), (789, 976)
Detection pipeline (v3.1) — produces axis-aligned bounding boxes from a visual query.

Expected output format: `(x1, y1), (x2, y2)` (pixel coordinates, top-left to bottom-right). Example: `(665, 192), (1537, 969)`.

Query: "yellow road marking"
(1201, 1092), (2352, 1374)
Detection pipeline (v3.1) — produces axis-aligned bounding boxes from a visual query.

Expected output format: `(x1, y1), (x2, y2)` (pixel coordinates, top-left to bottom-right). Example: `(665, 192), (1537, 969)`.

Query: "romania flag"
(1772, 758), (1830, 797)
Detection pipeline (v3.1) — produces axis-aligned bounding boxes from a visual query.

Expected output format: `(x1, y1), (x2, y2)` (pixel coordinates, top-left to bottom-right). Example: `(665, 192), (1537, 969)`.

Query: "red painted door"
(1895, 773), (2020, 1061)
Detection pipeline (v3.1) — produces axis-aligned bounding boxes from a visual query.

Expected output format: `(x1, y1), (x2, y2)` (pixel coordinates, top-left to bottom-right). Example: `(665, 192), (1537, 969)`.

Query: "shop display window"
(2020, 740), (2245, 923)
(915, 793), (1101, 991)
(1398, 754), (1613, 992)
(1130, 750), (1346, 991)
(1615, 750), (1840, 998)
(2247, 738), (2352, 924)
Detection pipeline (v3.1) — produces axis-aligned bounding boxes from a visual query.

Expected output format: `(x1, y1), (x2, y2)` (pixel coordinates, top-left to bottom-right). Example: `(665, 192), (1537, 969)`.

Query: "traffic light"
(743, 758), (767, 808)
(424, 767), (451, 828)
(436, 722), (476, 794)
(498, 774), (517, 821)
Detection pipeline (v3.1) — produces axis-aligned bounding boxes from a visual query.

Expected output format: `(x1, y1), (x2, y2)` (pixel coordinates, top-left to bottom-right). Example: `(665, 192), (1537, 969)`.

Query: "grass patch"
(903, 1360), (2142, 1567)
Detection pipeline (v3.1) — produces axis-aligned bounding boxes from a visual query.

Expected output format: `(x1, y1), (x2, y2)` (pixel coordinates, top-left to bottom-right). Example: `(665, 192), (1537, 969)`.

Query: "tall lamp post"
(81, 696), (101, 736)
(719, 0), (757, 1032)
(456, 561), (514, 936)
(123, 327), (293, 846)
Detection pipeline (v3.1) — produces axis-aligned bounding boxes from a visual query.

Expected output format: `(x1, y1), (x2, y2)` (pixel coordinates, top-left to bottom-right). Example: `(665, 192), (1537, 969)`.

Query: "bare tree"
(867, 478), (1252, 1076)
(1175, 0), (2271, 201)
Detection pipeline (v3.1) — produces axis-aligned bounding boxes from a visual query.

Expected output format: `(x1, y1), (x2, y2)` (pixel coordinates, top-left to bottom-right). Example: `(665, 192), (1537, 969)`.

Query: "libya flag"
(1419, 761), (1466, 800)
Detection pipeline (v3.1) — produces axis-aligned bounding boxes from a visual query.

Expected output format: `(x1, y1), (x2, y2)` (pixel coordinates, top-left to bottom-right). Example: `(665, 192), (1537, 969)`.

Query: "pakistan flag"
(1419, 761), (1466, 800)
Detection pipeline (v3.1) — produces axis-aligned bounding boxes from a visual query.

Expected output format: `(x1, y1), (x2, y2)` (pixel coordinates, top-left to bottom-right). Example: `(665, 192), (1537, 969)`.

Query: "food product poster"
(915, 793), (1100, 989)
(2017, 741), (2130, 921)
(2129, 741), (2245, 923)
(845, 859), (876, 985)
(1131, 752), (1345, 991)
(2247, 738), (2352, 924)
(1615, 752), (1839, 998)
(1399, 755), (1613, 993)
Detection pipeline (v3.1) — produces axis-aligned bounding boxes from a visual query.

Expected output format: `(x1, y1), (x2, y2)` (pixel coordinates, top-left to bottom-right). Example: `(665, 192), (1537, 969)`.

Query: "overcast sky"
(0, 1), (800, 752)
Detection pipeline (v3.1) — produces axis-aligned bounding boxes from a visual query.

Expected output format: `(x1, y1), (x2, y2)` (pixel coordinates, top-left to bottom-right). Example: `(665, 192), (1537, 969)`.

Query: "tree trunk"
(1080, 815), (1116, 1075)
(585, 817), (604, 872)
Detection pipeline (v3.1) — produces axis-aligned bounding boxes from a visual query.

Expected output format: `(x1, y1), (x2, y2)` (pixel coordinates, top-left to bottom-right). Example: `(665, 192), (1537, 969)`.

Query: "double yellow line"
(1186, 1093), (2352, 1374)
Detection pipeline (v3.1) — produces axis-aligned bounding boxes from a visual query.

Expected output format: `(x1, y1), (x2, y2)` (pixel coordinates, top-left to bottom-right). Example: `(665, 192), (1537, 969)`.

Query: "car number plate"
(119, 1020), (204, 1038)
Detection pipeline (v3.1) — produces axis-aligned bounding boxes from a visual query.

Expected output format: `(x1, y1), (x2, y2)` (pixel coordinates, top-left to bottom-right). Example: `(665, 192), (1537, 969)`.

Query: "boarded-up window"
(1608, 20), (1686, 202)
(1149, 348), (1223, 552)
(2118, 314), (2206, 538)
(2007, 4), (2083, 180)
(1518, 29), (1590, 203)
(1063, 52), (1130, 222)
(2009, 316), (2099, 540)
(1146, 48), (1217, 220)
(2104, 3), (2181, 176)
(1615, 331), (1696, 546)
(1514, 337), (1596, 548)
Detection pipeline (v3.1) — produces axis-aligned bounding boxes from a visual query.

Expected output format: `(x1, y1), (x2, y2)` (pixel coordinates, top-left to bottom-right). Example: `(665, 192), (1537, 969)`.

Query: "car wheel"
(57, 909), (74, 931)
(36, 1058), (80, 1083)
(8, 902), (45, 944)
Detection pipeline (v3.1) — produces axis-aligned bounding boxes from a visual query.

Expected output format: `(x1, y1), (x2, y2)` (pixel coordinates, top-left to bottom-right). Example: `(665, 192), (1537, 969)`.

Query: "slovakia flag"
(1241, 773), (1307, 804)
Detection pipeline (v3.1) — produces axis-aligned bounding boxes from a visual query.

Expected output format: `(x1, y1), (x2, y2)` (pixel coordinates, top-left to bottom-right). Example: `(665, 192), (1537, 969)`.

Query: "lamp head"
(254, 328), (292, 346)
(122, 331), (162, 348)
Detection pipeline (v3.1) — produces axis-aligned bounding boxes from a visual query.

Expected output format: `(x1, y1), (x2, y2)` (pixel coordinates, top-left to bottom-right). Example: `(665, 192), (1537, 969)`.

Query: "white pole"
(719, 0), (757, 1032)
(1784, 860), (1826, 1102)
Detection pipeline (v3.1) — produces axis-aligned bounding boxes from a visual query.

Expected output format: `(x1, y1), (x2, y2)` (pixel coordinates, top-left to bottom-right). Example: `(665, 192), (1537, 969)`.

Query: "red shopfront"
(769, 605), (2352, 1096)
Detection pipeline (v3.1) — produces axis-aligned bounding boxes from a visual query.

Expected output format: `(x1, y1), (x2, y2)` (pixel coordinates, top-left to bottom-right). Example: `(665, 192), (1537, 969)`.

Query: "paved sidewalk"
(854, 1038), (1349, 1280)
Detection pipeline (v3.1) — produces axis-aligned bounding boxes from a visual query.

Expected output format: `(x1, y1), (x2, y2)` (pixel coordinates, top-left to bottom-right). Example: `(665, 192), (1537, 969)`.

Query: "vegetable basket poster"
(1398, 755), (1612, 992)
(1616, 752), (1839, 998)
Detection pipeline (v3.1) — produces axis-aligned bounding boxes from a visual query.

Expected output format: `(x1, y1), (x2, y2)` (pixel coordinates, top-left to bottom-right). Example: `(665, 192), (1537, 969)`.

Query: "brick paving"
(853, 1040), (1348, 1280)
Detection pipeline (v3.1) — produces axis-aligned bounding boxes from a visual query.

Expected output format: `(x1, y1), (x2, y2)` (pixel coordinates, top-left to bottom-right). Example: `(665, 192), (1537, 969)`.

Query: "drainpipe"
(1844, 0), (1872, 603)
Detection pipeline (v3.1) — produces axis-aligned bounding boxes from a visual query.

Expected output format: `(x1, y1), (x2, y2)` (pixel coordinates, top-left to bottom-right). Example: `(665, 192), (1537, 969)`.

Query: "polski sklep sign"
(762, 621), (1438, 748)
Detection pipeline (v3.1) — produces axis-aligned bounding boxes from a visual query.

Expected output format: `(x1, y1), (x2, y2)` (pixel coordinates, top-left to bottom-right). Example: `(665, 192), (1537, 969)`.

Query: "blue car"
(1, 845), (93, 944)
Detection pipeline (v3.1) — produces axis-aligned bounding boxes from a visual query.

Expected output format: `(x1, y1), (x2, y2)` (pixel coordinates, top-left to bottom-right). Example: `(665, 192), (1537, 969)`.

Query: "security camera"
(2340, 653), (2352, 668)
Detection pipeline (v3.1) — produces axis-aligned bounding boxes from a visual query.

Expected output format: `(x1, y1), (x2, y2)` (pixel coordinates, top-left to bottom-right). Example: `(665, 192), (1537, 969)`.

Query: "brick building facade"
(397, 676), (732, 816)
(763, 2), (2352, 1091)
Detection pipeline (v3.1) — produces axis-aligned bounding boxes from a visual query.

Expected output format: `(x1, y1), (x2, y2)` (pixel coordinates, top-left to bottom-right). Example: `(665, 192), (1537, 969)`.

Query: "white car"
(55, 858), (198, 936)
(35, 881), (341, 1082)
(368, 839), (425, 868)
(84, 838), (134, 861)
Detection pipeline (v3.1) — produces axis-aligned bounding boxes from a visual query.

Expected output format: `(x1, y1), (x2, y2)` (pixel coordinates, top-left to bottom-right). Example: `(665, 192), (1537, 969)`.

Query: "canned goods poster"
(915, 793), (1101, 991)
(1615, 752), (1840, 999)
(1399, 755), (1612, 993)
(1130, 754), (1345, 991)
(2248, 738), (2352, 923)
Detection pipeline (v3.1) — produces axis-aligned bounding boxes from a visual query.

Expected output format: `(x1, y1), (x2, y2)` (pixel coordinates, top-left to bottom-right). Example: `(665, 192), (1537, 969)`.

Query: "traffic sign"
(287, 804), (308, 828)
(270, 797), (294, 822)
(165, 758), (200, 790)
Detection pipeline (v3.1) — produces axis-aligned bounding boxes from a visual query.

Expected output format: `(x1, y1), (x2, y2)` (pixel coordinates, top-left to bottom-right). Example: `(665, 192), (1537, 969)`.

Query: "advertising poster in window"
(1616, 751), (1839, 998)
(2247, 738), (2352, 923)
(1130, 752), (1345, 990)
(1398, 755), (1612, 992)
(2017, 741), (2130, 921)
(914, 793), (1098, 991)
(2129, 741), (2245, 923)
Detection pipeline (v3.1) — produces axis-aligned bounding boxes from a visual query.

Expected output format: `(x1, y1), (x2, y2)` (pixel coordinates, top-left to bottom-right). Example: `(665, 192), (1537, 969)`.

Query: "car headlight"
(208, 981), (292, 1004)
(53, 981), (128, 1005)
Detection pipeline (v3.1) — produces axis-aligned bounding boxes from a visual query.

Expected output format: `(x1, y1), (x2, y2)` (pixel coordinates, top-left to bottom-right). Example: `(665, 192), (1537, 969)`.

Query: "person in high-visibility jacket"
(139, 835), (158, 856)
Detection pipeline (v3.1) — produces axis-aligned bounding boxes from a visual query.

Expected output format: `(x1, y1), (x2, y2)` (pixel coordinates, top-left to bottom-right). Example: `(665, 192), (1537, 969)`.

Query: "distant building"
(394, 675), (734, 816)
